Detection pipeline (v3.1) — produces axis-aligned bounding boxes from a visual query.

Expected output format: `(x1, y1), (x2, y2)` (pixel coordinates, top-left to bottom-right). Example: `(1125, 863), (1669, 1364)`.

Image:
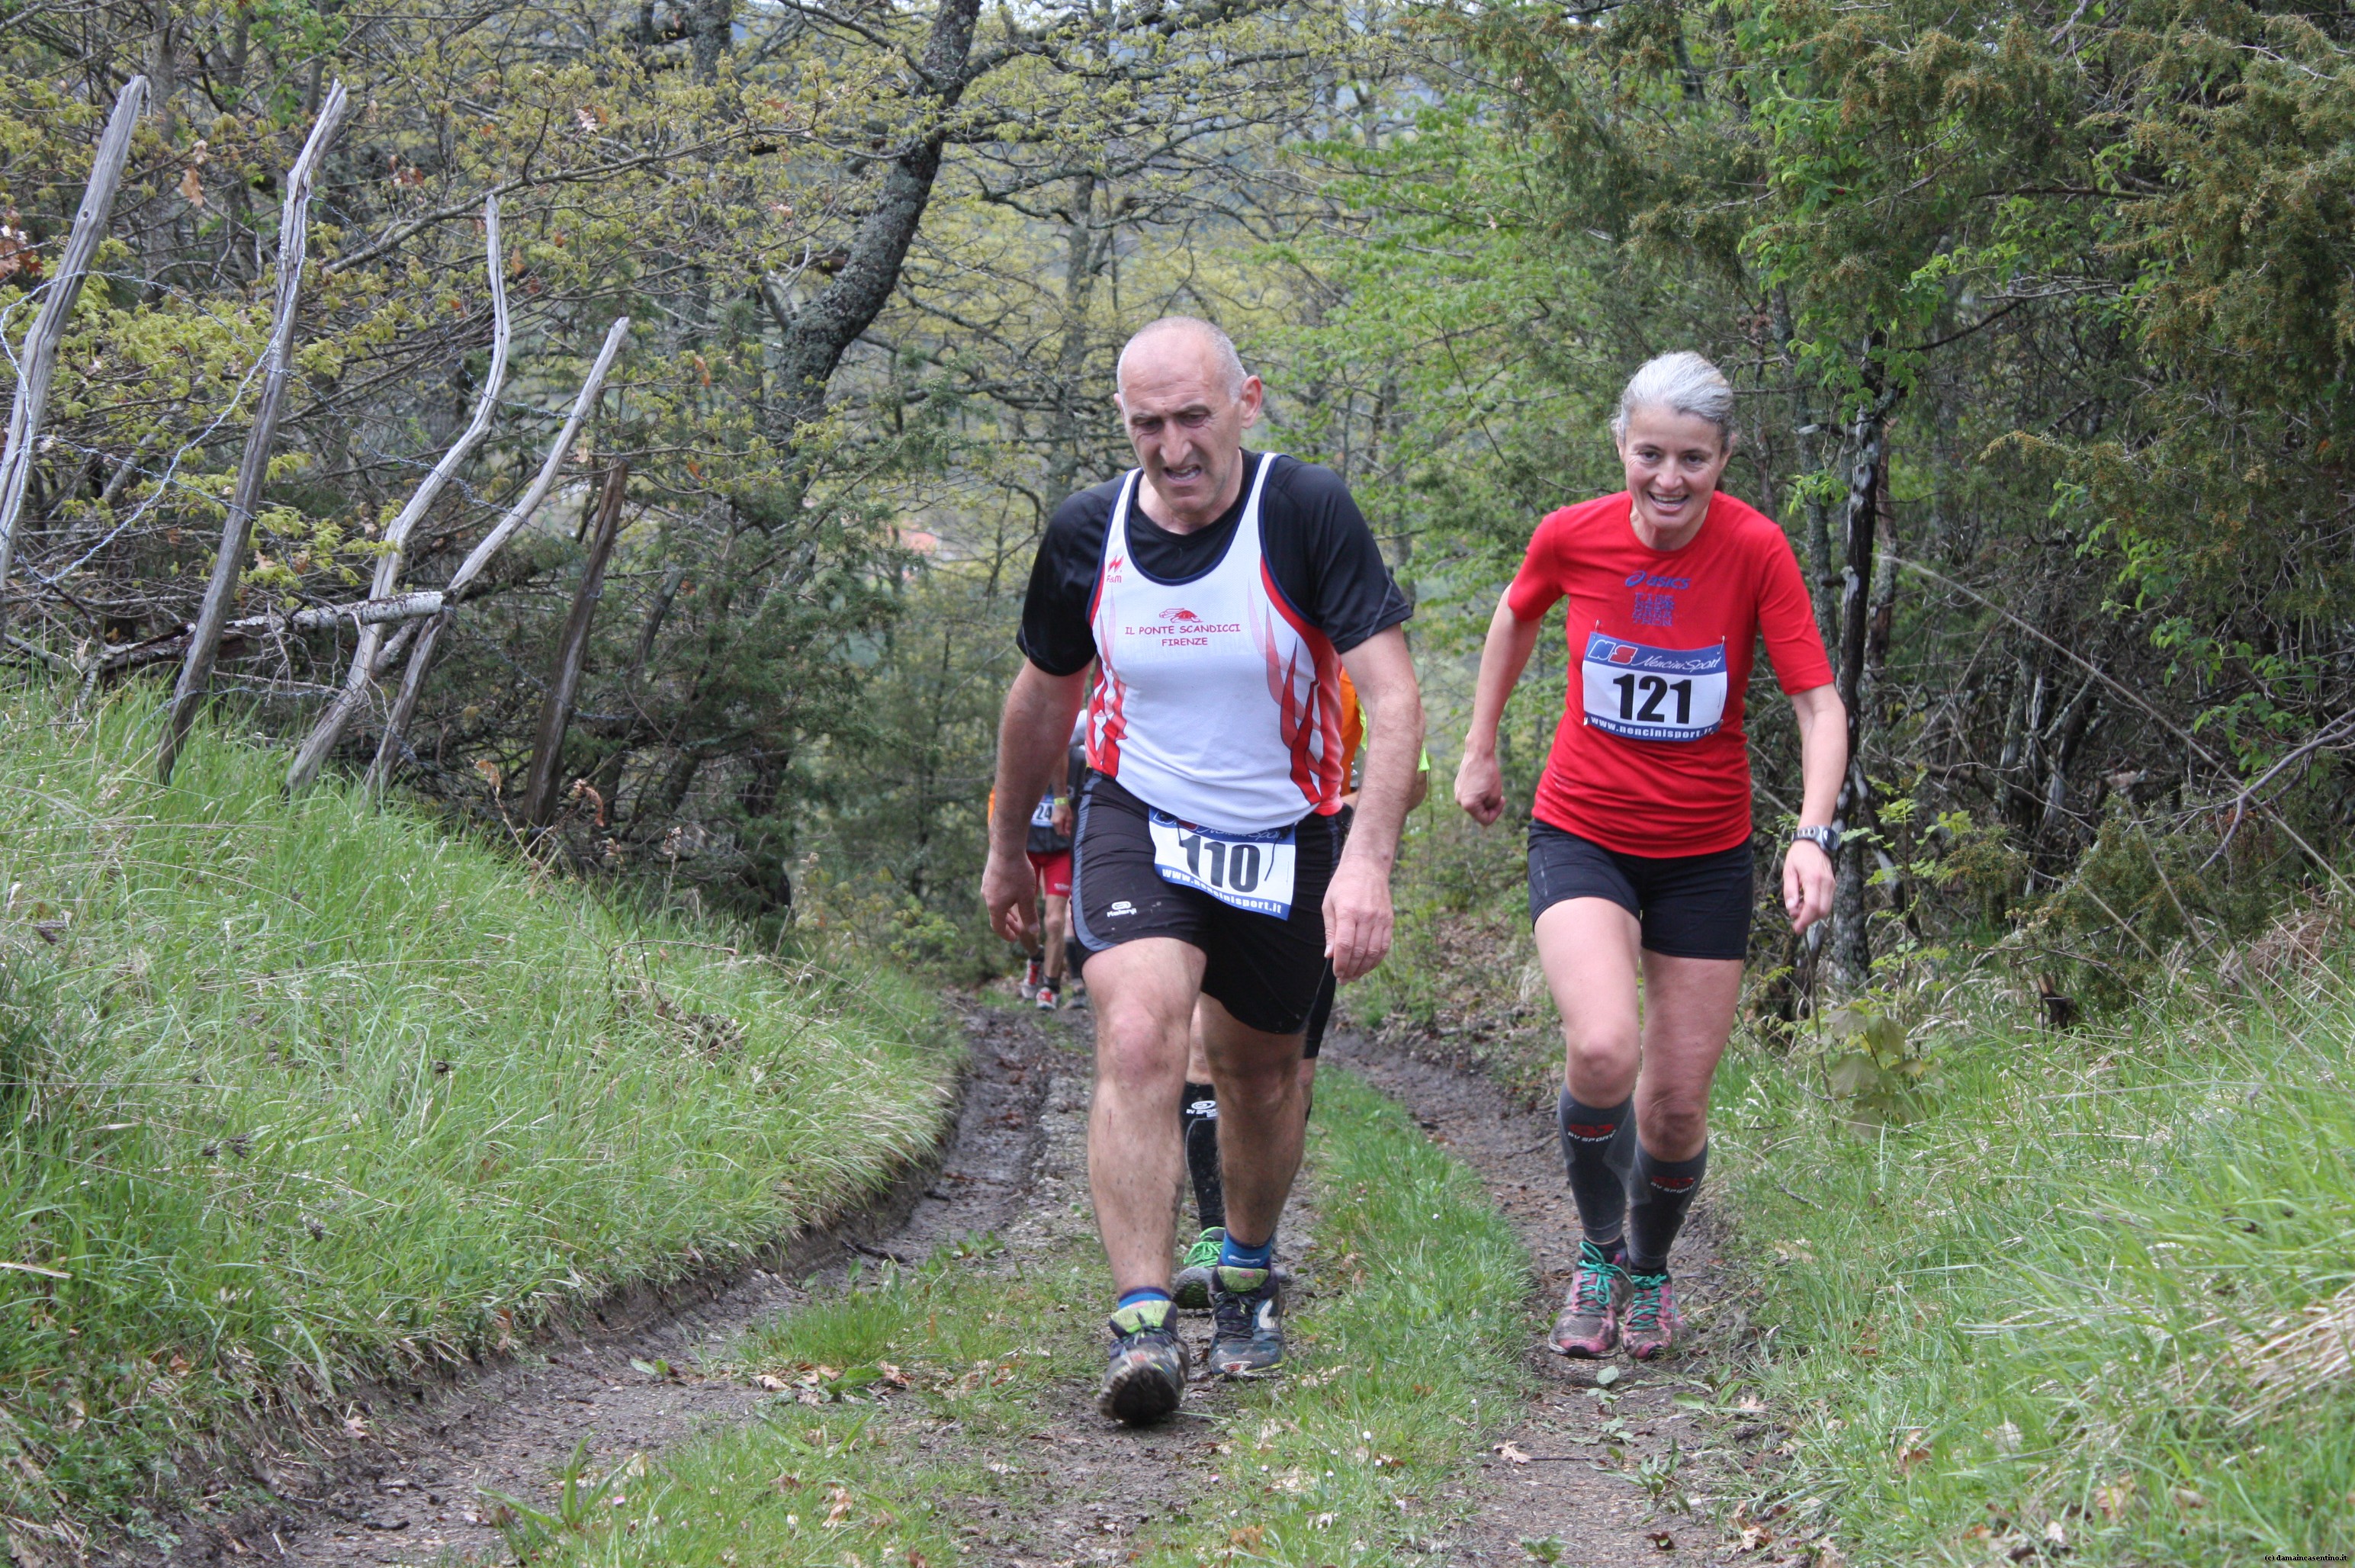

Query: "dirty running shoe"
(1549, 1239), (1629, 1358)
(1621, 1268), (1681, 1361)
(1097, 1299), (1187, 1424)
(1207, 1266), (1285, 1376)
(1020, 956), (1043, 998)
(1035, 981), (1060, 1011)
(1171, 1226), (1225, 1309)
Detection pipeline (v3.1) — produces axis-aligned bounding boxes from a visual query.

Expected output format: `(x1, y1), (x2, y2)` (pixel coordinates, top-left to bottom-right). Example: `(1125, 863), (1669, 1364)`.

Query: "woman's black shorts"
(1067, 773), (1343, 1036)
(1527, 820), (1753, 961)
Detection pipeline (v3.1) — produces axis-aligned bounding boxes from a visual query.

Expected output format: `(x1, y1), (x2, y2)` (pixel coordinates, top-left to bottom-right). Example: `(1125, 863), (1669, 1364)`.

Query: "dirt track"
(1329, 1030), (1756, 1566)
(124, 1001), (1760, 1566)
(127, 1005), (1059, 1566)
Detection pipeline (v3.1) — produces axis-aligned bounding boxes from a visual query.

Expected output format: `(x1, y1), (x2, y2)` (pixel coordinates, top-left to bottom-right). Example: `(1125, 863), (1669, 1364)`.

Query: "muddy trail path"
(143, 999), (1279, 1567)
(1331, 1030), (1764, 1566)
(140, 1003), (1062, 1566)
(130, 998), (1767, 1568)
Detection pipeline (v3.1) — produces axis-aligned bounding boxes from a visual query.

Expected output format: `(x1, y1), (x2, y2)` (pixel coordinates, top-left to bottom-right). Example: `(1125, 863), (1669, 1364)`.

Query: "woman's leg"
(1534, 898), (1643, 1242)
(1631, 951), (1743, 1161)
(1618, 949), (1742, 1357)
(1533, 897), (1643, 1355)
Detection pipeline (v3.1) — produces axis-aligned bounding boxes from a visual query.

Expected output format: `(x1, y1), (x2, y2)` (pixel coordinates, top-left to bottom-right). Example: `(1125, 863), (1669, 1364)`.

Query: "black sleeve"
(1016, 484), (1117, 676)
(1261, 458), (1412, 653)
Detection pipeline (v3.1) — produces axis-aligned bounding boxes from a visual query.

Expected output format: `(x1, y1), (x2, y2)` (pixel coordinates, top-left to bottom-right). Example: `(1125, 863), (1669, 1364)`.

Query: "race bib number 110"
(1581, 633), (1729, 743)
(1148, 811), (1297, 918)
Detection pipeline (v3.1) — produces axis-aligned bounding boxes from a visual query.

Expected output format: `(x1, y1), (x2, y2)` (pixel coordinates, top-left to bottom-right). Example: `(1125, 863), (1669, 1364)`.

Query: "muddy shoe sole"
(1097, 1350), (1186, 1423)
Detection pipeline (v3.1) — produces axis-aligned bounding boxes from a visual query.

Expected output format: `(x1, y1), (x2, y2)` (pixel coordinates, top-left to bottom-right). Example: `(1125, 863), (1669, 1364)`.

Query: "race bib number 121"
(1581, 633), (1729, 743)
(1148, 811), (1297, 917)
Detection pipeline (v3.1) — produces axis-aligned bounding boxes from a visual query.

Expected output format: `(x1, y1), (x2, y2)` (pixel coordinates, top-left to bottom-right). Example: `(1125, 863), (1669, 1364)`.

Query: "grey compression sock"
(1557, 1089), (1637, 1249)
(1624, 1142), (1708, 1276)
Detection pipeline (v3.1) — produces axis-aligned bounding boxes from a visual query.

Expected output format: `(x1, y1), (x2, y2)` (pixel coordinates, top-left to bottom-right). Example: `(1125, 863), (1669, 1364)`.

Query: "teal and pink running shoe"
(1621, 1268), (1682, 1361)
(1550, 1239), (1628, 1358)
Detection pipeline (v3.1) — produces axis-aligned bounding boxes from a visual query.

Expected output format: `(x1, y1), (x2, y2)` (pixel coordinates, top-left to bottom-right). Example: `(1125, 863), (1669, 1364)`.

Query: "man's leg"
(1198, 997), (1306, 1251)
(1198, 996), (1306, 1374)
(1044, 895), (1069, 982)
(1168, 1019), (1226, 1308)
(1039, 893), (1070, 1004)
(1081, 936), (1204, 1296)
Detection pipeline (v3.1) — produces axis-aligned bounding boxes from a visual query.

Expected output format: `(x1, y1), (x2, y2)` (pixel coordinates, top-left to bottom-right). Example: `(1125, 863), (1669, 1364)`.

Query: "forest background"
(5, 0), (2355, 1016)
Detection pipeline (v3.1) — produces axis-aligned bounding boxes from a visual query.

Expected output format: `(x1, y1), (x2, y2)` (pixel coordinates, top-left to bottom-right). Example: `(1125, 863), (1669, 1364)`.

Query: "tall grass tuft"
(0, 684), (956, 1537)
(1715, 953), (2355, 1564)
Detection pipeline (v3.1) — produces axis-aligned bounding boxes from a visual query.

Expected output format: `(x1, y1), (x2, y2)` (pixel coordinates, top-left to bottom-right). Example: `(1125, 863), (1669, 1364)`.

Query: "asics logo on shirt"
(1624, 571), (1692, 590)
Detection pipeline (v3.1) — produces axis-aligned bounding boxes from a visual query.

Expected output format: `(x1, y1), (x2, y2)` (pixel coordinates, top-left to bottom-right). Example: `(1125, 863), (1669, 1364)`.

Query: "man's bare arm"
(983, 662), (1088, 943)
(1326, 625), (1423, 982)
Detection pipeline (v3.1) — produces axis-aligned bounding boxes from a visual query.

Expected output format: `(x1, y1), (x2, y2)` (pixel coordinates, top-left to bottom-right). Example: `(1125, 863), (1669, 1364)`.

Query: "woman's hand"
(1456, 748), (1505, 826)
(1782, 838), (1836, 933)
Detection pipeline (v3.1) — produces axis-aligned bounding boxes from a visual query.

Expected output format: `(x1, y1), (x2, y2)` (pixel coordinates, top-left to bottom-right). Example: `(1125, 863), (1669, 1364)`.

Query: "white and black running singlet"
(1018, 451), (1412, 831)
(1084, 456), (1345, 836)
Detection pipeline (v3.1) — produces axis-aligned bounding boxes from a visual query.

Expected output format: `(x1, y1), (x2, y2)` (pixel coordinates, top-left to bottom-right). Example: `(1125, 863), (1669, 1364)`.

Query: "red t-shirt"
(1505, 490), (1833, 857)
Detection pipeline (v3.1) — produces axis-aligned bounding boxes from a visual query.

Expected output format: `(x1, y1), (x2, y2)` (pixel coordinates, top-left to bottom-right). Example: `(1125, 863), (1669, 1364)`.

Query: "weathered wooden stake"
(284, 195), (512, 792)
(0, 76), (149, 643)
(522, 461), (629, 828)
(158, 81), (349, 783)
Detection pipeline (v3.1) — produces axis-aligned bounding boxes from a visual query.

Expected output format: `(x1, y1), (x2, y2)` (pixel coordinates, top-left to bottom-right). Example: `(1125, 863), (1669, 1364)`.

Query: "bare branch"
(159, 79), (351, 785)
(0, 76), (147, 640)
(286, 194), (513, 794)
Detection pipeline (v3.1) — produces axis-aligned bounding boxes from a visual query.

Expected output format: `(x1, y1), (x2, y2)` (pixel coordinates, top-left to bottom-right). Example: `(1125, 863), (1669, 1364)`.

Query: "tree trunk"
(522, 463), (630, 828)
(1830, 354), (1891, 991)
(763, 0), (984, 442)
(1045, 172), (1103, 502)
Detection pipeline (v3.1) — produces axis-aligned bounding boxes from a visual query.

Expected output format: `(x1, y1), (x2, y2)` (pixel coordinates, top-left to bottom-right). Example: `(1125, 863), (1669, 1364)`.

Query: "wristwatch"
(1791, 824), (1840, 857)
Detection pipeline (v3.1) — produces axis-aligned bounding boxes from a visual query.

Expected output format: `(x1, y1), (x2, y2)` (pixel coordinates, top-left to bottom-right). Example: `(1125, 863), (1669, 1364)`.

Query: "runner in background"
(1455, 352), (1844, 1362)
(1172, 667), (1428, 1307)
(1036, 715), (1090, 1010)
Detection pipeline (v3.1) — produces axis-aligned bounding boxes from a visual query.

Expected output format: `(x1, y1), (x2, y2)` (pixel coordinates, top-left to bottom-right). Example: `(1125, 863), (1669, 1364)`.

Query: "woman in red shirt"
(1455, 352), (1846, 1361)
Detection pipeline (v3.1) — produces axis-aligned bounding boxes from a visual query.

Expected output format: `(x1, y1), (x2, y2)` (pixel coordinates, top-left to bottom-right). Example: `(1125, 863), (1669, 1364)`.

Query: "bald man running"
(982, 316), (1423, 1425)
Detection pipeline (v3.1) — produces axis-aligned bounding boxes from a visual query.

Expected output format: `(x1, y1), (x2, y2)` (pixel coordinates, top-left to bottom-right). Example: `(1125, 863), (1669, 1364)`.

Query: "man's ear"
(1237, 375), (1265, 428)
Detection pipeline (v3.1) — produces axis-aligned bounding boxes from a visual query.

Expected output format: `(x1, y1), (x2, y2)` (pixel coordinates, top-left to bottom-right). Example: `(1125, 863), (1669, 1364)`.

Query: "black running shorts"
(1068, 773), (1343, 1036)
(1527, 820), (1754, 961)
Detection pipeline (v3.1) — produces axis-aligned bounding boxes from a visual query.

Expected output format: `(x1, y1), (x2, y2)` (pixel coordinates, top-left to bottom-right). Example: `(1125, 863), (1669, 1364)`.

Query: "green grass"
(1713, 969), (2355, 1564)
(497, 1067), (1531, 1566)
(0, 685), (957, 1548)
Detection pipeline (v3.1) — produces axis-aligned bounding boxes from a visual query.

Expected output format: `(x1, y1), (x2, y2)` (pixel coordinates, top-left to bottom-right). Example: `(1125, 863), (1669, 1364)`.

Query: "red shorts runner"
(1027, 850), (1072, 898)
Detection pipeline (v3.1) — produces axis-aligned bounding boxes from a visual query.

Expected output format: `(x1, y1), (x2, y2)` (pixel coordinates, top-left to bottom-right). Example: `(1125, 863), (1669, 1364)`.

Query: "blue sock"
(1116, 1287), (1171, 1313)
(1219, 1231), (1274, 1271)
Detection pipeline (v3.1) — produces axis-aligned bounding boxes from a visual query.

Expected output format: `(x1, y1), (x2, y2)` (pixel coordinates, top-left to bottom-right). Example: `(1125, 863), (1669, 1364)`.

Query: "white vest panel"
(1083, 458), (1345, 834)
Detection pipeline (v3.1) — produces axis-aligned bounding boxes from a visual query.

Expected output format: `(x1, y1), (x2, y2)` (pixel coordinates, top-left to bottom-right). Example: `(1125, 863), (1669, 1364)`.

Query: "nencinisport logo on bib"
(1581, 632), (1728, 742)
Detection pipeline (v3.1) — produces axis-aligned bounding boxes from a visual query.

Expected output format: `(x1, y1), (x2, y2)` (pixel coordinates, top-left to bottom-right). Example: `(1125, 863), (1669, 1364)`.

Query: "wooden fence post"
(158, 81), (349, 783)
(522, 461), (629, 827)
(0, 76), (148, 644)
(284, 194), (512, 792)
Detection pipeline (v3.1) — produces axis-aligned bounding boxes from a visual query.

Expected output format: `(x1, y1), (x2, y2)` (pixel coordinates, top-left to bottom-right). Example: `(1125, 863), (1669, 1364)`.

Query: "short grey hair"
(1611, 352), (1736, 448)
(1116, 316), (1248, 398)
